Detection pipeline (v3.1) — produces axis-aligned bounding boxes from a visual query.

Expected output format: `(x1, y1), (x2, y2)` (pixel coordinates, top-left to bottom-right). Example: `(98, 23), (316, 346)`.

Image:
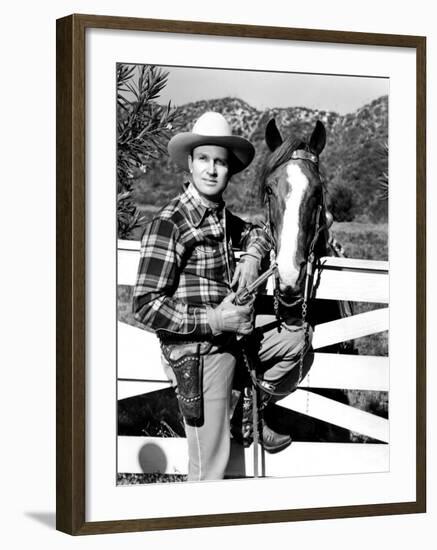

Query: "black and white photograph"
(116, 63), (390, 484)
(53, 11), (426, 536)
(3, 0), (434, 543)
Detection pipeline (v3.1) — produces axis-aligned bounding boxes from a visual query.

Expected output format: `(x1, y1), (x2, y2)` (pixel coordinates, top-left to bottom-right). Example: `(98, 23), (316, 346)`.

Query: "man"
(133, 112), (312, 481)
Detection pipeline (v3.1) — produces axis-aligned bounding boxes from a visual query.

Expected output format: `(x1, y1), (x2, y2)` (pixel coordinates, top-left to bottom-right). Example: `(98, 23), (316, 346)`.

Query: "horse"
(235, 118), (355, 446)
(230, 118), (349, 451)
(261, 119), (328, 302)
(258, 118), (353, 336)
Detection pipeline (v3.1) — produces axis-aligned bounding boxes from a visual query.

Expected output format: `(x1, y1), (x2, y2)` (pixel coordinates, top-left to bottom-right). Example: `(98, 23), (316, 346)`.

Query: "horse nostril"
(279, 282), (300, 296)
(279, 282), (289, 293)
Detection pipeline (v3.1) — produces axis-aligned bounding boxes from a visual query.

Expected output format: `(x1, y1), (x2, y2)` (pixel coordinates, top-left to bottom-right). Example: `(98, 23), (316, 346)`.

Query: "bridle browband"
(291, 149), (319, 164)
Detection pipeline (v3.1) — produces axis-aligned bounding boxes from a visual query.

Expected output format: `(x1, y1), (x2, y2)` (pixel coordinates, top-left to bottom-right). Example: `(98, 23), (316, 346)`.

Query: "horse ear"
(265, 119), (283, 152)
(309, 120), (326, 156)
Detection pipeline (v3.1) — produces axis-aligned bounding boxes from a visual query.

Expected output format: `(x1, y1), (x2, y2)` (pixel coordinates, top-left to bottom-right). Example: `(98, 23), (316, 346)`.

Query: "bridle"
(264, 150), (327, 302)
(257, 148), (328, 391)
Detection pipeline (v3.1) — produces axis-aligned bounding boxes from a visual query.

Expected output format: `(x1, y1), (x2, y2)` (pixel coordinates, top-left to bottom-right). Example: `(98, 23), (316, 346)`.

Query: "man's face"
(188, 145), (231, 202)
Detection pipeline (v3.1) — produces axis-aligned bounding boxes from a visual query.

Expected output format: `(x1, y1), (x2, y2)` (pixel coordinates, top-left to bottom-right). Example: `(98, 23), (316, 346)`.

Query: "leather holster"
(161, 342), (204, 427)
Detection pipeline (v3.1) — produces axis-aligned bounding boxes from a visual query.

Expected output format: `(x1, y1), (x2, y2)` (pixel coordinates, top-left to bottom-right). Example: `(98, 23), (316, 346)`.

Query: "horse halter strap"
(303, 203), (325, 302)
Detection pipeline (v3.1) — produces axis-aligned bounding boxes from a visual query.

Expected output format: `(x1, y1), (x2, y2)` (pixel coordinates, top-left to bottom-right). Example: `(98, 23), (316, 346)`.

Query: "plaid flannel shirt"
(132, 183), (271, 339)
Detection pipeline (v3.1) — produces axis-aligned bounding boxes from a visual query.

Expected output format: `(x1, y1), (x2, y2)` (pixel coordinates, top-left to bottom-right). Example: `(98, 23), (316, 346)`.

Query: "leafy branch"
(116, 64), (181, 238)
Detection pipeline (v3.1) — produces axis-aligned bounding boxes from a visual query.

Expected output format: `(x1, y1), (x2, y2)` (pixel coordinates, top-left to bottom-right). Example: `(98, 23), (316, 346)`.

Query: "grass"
(118, 473), (187, 485)
(118, 285), (140, 328)
(331, 221), (388, 261)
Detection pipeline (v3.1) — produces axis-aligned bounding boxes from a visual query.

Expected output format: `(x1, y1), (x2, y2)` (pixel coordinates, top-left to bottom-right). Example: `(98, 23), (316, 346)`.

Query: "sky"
(154, 65), (389, 115)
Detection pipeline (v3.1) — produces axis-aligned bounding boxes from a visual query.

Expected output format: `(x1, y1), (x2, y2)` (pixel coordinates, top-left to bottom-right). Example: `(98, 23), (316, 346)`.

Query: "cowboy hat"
(168, 111), (255, 174)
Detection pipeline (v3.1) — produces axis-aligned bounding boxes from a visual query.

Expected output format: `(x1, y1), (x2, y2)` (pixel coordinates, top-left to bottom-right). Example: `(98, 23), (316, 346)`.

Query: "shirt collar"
(182, 182), (225, 228)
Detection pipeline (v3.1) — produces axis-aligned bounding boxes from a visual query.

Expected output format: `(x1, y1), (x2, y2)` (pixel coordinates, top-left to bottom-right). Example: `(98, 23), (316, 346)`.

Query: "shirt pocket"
(192, 243), (217, 258)
(189, 242), (226, 280)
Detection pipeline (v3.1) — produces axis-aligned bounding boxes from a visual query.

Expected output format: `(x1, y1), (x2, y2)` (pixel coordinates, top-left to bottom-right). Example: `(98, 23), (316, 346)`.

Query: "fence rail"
(118, 438), (388, 478)
(117, 239), (389, 478)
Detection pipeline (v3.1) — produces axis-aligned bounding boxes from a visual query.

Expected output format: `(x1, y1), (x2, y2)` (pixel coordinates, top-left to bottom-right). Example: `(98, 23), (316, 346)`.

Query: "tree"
(376, 141), (389, 201)
(328, 184), (356, 222)
(117, 64), (181, 238)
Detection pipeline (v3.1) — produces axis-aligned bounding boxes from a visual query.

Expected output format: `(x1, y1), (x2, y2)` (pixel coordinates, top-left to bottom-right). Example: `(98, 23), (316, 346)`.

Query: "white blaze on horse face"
(276, 162), (309, 290)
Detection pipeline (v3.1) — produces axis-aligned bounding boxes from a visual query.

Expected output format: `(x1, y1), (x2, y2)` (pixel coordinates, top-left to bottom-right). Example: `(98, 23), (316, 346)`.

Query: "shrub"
(328, 184), (355, 222)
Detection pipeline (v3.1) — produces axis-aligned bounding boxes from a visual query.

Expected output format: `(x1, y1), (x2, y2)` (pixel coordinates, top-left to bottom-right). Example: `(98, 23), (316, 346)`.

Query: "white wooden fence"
(117, 239), (389, 478)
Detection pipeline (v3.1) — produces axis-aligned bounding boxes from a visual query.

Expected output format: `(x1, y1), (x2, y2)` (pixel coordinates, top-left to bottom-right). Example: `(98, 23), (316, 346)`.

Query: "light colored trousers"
(162, 314), (313, 482)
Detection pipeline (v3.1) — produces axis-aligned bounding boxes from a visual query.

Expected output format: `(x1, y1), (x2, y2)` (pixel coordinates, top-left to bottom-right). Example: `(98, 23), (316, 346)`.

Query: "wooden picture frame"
(56, 13), (426, 535)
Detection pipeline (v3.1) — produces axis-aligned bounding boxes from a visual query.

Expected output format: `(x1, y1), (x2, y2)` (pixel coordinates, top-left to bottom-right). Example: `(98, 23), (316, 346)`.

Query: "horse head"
(261, 119), (329, 299)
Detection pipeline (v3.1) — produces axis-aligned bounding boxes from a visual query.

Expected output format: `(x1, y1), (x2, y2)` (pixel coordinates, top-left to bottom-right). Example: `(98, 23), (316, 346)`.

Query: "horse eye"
(265, 184), (274, 195)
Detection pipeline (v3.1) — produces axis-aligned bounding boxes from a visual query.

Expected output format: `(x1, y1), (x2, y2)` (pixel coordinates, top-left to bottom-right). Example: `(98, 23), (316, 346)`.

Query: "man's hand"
(231, 255), (260, 293)
(206, 292), (254, 337)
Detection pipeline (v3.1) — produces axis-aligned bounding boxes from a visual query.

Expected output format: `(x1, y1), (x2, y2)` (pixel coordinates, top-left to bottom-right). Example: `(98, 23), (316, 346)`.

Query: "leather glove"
(231, 254), (260, 292)
(206, 292), (254, 337)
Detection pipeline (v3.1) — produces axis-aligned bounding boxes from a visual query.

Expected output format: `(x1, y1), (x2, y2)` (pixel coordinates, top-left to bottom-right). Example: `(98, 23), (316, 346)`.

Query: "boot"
(261, 421), (292, 453)
(230, 386), (292, 453)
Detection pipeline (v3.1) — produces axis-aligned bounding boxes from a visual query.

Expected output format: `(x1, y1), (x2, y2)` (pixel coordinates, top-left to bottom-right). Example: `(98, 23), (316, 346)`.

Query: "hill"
(131, 95), (388, 223)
